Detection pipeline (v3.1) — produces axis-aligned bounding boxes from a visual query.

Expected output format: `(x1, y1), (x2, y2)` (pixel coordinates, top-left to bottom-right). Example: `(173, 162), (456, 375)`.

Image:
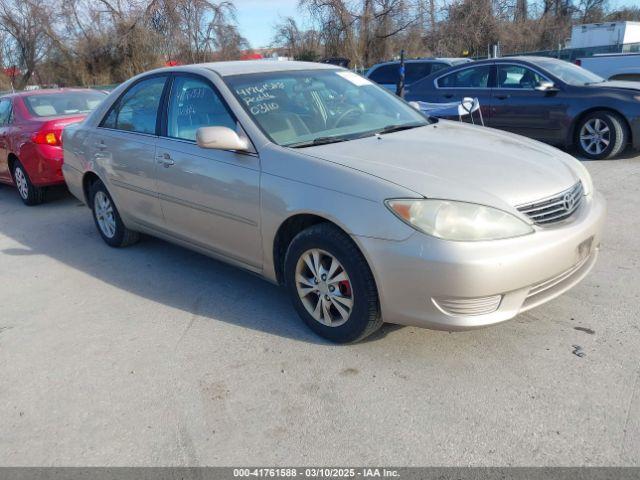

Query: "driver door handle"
(156, 152), (175, 167)
(495, 94), (511, 100)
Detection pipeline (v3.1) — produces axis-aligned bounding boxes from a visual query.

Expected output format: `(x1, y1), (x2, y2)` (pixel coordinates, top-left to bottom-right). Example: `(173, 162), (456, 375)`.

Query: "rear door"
(155, 74), (262, 269)
(92, 75), (168, 229)
(490, 63), (568, 143)
(0, 98), (13, 182)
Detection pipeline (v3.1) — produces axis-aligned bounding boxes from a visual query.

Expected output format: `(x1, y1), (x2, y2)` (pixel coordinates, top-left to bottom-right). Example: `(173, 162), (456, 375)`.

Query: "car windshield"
(225, 69), (429, 147)
(24, 90), (107, 117)
(534, 59), (604, 86)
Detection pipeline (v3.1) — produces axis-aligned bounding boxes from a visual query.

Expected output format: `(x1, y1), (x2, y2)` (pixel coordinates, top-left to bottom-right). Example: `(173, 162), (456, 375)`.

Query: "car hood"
(589, 80), (640, 92)
(299, 121), (581, 211)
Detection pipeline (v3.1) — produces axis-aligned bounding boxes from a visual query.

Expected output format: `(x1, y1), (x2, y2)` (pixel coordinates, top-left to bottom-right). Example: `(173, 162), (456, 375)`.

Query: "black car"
(405, 56), (640, 159)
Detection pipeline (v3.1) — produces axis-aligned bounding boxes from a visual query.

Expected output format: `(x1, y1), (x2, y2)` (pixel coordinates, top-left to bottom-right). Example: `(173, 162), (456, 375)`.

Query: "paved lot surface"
(0, 152), (639, 467)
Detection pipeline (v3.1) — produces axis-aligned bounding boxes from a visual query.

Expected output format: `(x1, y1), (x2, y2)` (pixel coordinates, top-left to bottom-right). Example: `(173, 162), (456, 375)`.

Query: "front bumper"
(355, 192), (606, 330)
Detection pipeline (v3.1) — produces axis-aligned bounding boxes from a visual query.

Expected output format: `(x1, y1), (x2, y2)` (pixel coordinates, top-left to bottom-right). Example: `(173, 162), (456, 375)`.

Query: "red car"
(0, 88), (106, 205)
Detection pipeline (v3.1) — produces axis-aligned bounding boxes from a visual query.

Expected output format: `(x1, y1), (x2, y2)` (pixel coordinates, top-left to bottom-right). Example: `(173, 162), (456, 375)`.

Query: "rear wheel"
(89, 179), (139, 247)
(284, 223), (382, 343)
(12, 161), (45, 206)
(575, 111), (627, 160)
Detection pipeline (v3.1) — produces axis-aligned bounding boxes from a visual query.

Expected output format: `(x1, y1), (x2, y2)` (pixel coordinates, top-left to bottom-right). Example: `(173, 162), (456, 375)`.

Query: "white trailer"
(569, 22), (640, 49)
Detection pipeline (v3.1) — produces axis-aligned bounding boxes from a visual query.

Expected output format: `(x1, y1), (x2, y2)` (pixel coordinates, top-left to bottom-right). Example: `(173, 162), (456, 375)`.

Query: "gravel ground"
(0, 152), (638, 466)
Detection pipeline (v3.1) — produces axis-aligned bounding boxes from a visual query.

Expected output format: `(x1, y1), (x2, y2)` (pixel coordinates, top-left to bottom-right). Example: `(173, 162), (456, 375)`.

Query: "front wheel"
(89, 179), (139, 248)
(284, 223), (382, 343)
(13, 161), (45, 206)
(576, 111), (627, 160)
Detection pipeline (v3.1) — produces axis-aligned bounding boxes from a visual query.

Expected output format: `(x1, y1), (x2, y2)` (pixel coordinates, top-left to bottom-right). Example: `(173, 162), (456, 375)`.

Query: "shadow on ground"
(0, 185), (401, 344)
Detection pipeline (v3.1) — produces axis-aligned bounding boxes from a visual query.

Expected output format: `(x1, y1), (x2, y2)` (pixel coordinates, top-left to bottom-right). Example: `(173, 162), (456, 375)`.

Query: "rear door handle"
(94, 140), (107, 150)
(495, 94), (511, 100)
(156, 152), (175, 167)
(443, 94), (454, 99)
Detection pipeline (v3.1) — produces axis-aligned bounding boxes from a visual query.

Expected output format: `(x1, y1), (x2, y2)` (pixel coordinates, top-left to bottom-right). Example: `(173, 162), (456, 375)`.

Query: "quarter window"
(102, 76), (167, 134)
(0, 99), (12, 126)
(497, 65), (545, 89)
(438, 66), (491, 88)
(166, 76), (236, 141)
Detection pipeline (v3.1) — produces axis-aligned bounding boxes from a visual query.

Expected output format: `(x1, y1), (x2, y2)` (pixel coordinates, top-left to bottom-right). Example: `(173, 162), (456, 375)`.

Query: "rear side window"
(23, 91), (106, 117)
(438, 66), (492, 88)
(368, 64), (399, 84)
(102, 76), (167, 134)
(0, 99), (11, 125)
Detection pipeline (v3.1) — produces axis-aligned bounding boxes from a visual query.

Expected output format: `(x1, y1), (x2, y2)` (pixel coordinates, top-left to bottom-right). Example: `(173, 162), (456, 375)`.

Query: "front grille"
(432, 295), (502, 317)
(517, 181), (584, 225)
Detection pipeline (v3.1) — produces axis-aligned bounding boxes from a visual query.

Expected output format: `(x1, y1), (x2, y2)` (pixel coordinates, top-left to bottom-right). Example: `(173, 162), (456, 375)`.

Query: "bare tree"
(0, 0), (51, 88)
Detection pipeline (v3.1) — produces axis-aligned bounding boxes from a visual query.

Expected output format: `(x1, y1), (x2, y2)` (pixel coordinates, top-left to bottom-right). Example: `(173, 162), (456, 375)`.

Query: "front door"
(91, 75), (168, 229)
(490, 64), (568, 144)
(155, 75), (262, 269)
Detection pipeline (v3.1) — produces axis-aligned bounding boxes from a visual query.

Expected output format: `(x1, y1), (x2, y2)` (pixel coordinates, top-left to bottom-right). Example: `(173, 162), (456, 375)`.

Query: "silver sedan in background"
(62, 61), (606, 343)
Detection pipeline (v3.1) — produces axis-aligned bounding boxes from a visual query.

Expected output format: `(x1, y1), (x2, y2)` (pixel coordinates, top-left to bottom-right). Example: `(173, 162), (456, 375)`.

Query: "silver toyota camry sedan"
(62, 61), (606, 343)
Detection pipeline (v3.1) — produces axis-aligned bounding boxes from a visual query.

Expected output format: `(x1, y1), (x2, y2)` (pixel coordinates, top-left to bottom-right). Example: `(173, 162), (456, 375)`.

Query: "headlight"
(385, 199), (534, 241)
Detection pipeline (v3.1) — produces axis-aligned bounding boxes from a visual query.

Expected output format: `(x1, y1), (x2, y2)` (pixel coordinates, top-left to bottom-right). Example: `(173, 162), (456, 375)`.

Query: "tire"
(89, 179), (139, 248)
(12, 161), (45, 206)
(284, 223), (382, 343)
(575, 111), (627, 160)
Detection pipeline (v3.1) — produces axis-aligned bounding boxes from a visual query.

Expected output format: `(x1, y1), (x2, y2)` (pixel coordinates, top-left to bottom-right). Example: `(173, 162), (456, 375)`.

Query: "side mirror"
(534, 81), (558, 92)
(196, 126), (250, 151)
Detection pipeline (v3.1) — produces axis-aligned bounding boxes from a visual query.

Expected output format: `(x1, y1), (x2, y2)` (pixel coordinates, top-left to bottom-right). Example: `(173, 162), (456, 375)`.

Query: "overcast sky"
(233, 0), (637, 50)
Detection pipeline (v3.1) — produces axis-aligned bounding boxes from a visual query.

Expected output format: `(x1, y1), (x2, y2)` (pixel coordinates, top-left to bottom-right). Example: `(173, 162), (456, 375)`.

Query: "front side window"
(405, 63), (435, 84)
(167, 76), (236, 141)
(0, 99), (12, 125)
(438, 66), (491, 88)
(225, 69), (428, 147)
(497, 65), (545, 89)
(23, 91), (105, 118)
(102, 76), (166, 134)
(368, 64), (399, 84)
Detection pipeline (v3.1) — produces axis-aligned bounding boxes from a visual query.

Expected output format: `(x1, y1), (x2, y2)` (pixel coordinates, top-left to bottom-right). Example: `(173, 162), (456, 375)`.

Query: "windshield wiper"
(376, 123), (424, 135)
(288, 136), (351, 148)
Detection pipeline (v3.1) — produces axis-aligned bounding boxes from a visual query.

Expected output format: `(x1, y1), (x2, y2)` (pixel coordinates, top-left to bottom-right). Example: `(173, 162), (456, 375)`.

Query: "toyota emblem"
(563, 193), (575, 211)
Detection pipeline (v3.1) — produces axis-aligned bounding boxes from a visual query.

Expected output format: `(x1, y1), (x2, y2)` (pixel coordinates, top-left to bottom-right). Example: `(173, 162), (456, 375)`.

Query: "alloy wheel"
(14, 167), (29, 200)
(295, 248), (354, 327)
(94, 191), (117, 239)
(580, 118), (611, 156)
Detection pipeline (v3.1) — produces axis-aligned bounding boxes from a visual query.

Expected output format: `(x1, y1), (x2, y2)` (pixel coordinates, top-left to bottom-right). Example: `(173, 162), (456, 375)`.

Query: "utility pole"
(396, 49), (406, 98)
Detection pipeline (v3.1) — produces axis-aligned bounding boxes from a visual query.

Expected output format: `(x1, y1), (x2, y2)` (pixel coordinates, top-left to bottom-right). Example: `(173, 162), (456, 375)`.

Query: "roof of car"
(470, 56), (564, 65)
(198, 60), (339, 76)
(370, 58), (472, 68)
(1, 88), (103, 99)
